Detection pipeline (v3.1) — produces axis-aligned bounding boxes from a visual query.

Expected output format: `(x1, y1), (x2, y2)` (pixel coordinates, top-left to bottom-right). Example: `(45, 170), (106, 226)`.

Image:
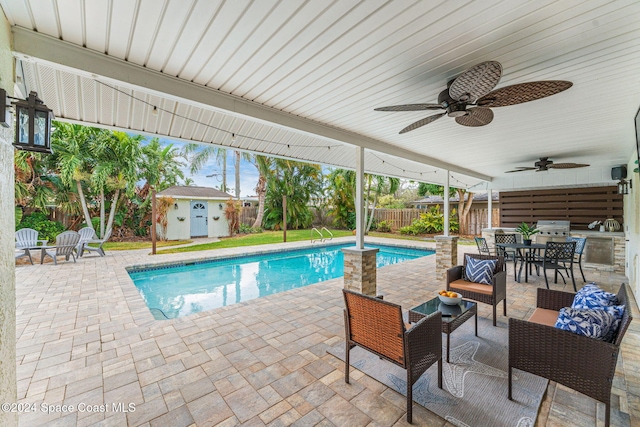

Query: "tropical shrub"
(239, 224), (262, 234)
(399, 206), (459, 235)
(225, 199), (242, 236)
(375, 220), (393, 232)
(17, 211), (66, 243)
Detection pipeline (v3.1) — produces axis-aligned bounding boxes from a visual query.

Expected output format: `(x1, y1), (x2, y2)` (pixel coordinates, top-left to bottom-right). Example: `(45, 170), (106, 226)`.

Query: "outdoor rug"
(327, 317), (548, 427)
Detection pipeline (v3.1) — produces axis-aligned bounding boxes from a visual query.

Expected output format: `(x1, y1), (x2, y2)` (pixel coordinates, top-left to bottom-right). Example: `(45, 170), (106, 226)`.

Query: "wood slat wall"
(499, 186), (623, 230)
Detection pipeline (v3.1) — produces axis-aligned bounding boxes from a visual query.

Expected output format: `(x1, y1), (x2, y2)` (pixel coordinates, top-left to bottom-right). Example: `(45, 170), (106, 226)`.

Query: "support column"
(443, 171), (450, 236)
(0, 12), (17, 425)
(436, 235), (458, 283)
(343, 247), (380, 296)
(355, 146), (364, 249)
(487, 184), (493, 229)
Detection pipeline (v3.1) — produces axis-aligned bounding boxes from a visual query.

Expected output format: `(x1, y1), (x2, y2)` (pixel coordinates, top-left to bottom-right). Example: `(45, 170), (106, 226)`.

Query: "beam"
(12, 28), (492, 182)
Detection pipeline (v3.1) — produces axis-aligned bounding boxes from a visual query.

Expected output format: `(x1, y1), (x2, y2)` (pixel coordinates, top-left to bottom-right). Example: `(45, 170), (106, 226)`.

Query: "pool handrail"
(321, 227), (333, 241)
(311, 227), (324, 243)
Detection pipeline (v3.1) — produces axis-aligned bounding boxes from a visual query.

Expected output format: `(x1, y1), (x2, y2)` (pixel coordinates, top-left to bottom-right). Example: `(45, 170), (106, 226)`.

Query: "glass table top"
(411, 297), (476, 322)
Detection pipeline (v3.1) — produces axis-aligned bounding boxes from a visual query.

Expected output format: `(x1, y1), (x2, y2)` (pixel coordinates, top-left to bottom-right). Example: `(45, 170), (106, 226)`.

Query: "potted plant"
(515, 222), (539, 245)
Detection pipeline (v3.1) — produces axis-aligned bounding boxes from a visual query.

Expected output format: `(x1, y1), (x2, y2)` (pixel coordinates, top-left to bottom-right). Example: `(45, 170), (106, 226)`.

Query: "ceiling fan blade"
(477, 81), (573, 108)
(399, 112), (446, 134)
(505, 167), (536, 173)
(548, 162), (590, 169)
(448, 61), (502, 102)
(455, 107), (493, 127)
(374, 103), (443, 112)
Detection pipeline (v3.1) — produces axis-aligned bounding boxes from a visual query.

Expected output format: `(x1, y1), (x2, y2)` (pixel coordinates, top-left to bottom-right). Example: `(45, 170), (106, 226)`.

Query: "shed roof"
(157, 186), (234, 199)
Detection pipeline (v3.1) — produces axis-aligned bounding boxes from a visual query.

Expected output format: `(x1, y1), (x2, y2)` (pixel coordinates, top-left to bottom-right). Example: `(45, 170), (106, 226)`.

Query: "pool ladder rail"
(311, 227), (333, 243)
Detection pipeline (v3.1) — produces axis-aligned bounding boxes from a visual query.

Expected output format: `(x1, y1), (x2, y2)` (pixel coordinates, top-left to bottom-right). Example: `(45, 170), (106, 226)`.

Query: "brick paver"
(14, 237), (639, 426)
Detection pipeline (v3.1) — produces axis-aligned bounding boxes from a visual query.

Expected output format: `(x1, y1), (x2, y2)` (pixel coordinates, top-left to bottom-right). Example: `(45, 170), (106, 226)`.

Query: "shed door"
(190, 202), (208, 237)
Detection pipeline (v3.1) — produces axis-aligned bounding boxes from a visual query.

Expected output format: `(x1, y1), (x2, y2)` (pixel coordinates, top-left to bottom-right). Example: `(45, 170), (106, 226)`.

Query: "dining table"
(495, 242), (546, 283)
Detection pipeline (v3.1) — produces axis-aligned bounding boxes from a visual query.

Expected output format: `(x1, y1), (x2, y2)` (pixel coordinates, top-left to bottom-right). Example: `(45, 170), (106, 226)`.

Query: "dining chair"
(530, 241), (577, 291)
(566, 236), (587, 282)
(474, 237), (491, 255)
(494, 233), (520, 281)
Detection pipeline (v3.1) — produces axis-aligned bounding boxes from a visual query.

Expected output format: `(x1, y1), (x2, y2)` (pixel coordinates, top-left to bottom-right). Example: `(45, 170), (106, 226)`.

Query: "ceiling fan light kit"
(375, 60), (572, 133)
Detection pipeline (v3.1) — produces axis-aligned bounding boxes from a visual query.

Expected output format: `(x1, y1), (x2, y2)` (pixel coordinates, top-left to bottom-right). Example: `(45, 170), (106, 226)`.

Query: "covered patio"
(13, 238), (638, 426)
(1, 1), (640, 425)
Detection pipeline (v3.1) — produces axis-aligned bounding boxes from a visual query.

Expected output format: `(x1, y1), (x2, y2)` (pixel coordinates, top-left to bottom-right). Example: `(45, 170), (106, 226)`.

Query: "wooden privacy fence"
(373, 208), (499, 235)
(240, 206), (258, 226)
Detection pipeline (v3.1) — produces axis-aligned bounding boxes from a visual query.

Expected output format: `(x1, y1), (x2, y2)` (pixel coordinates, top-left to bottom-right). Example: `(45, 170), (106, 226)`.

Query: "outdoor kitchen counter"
(481, 228), (626, 274)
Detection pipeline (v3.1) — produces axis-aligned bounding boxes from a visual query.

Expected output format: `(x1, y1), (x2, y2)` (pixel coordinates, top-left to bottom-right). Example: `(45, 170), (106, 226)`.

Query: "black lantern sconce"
(13, 91), (54, 154)
(618, 179), (632, 195)
(174, 203), (179, 210)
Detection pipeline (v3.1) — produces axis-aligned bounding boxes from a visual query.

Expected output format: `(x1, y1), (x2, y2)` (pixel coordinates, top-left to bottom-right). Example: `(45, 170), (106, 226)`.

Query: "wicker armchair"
(343, 289), (442, 424)
(446, 253), (506, 326)
(509, 285), (632, 427)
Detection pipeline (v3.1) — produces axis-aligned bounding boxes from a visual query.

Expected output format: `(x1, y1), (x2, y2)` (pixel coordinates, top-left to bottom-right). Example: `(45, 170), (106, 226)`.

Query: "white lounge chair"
(76, 227), (110, 257)
(15, 228), (48, 265)
(42, 231), (81, 265)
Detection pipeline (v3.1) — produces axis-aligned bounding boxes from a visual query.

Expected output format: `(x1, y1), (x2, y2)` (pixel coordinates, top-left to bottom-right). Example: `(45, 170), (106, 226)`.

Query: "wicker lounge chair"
(15, 228), (48, 265)
(446, 253), (506, 326)
(509, 285), (632, 427)
(42, 231), (81, 265)
(76, 227), (110, 257)
(343, 289), (442, 424)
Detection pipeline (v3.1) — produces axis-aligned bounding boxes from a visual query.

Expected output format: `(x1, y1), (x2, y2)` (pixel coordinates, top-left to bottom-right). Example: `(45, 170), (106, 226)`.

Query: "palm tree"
(49, 122), (100, 230)
(91, 131), (143, 238)
(183, 144), (228, 192)
(139, 138), (186, 252)
(249, 154), (273, 228)
(263, 159), (323, 230)
(365, 175), (400, 233)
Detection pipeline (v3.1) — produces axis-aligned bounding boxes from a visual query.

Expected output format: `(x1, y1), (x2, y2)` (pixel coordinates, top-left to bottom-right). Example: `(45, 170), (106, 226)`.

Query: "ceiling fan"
(374, 61), (572, 134)
(505, 157), (590, 173)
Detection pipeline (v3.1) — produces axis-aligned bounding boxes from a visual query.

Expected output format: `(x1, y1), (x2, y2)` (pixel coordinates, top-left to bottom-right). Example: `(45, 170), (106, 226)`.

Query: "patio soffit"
(3, 0), (640, 190)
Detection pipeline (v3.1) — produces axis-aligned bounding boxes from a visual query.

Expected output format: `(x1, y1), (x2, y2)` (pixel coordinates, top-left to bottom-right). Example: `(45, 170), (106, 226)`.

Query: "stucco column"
(0, 11), (17, 425)
(436, 235), (458, 283)
(343, 247), (379, 296)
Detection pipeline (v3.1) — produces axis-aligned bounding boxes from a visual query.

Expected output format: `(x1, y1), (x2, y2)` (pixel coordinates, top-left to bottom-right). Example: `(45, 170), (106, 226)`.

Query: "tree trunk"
(76, 180), (93, 230)
(252, 174), (266, 229)
(366, 193), (378, 233)
(235, 151), (241, 199)
(282, 195), (287, 243)
(221, 154), (227, 193)
(457, 189), (474, 235)
(105, 188), (119, 240)
(99, 187), (105, 238)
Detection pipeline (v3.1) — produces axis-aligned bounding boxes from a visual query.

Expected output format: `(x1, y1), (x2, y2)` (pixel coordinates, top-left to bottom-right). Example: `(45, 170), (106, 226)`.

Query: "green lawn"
(102, 240), (192, 250)
(157, 229), (354, 254)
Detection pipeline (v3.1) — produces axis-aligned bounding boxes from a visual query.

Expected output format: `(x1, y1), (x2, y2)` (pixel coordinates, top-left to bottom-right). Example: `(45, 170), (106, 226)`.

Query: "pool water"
(129, 244), (433, 319)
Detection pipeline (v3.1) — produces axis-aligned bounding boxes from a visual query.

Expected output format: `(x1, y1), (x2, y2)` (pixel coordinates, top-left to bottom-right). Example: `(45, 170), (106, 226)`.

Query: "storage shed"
(157, 186), (234, 240)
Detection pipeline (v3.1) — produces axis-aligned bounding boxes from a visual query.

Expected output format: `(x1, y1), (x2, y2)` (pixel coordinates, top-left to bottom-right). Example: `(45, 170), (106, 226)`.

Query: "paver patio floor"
(14, 237), (639, 426)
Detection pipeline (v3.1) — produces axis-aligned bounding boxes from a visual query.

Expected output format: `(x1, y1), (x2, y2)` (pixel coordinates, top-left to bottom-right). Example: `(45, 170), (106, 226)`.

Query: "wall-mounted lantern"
(174, 203), (179, 210)
(13, 91), (54, 154)
(618, 179), (632, 195)
(219, 203), (224, 209)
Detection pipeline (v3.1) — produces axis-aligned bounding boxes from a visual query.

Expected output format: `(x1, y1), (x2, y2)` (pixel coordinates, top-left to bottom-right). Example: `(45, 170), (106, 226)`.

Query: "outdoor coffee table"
(409, 298), (477, 363)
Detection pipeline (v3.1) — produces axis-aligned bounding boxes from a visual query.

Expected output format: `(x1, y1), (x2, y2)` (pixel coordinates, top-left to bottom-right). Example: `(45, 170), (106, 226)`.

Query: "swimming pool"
(129, 243), (434, 319)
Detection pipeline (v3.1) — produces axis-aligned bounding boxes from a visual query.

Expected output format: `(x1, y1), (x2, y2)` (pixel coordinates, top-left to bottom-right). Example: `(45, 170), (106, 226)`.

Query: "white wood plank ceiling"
(2, 0), (640, 190)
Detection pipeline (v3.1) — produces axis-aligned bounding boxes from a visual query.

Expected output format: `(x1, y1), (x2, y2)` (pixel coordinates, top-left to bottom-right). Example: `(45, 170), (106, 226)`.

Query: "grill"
(535, 220), (570, 244)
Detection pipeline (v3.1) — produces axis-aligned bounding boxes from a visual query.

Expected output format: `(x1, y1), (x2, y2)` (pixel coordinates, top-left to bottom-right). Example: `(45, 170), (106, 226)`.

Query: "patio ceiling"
(2, 0), (640, 190)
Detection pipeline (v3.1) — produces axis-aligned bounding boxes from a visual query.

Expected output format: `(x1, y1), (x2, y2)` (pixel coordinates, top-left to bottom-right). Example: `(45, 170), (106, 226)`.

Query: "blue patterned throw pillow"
(464, 256), (497, 285)
(554, 307), (616, 340)
(572, 283), (618, 309)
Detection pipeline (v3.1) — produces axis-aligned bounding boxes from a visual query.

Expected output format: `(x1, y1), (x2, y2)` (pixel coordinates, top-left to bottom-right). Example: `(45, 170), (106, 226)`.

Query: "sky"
(159, 138), (260, 198)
